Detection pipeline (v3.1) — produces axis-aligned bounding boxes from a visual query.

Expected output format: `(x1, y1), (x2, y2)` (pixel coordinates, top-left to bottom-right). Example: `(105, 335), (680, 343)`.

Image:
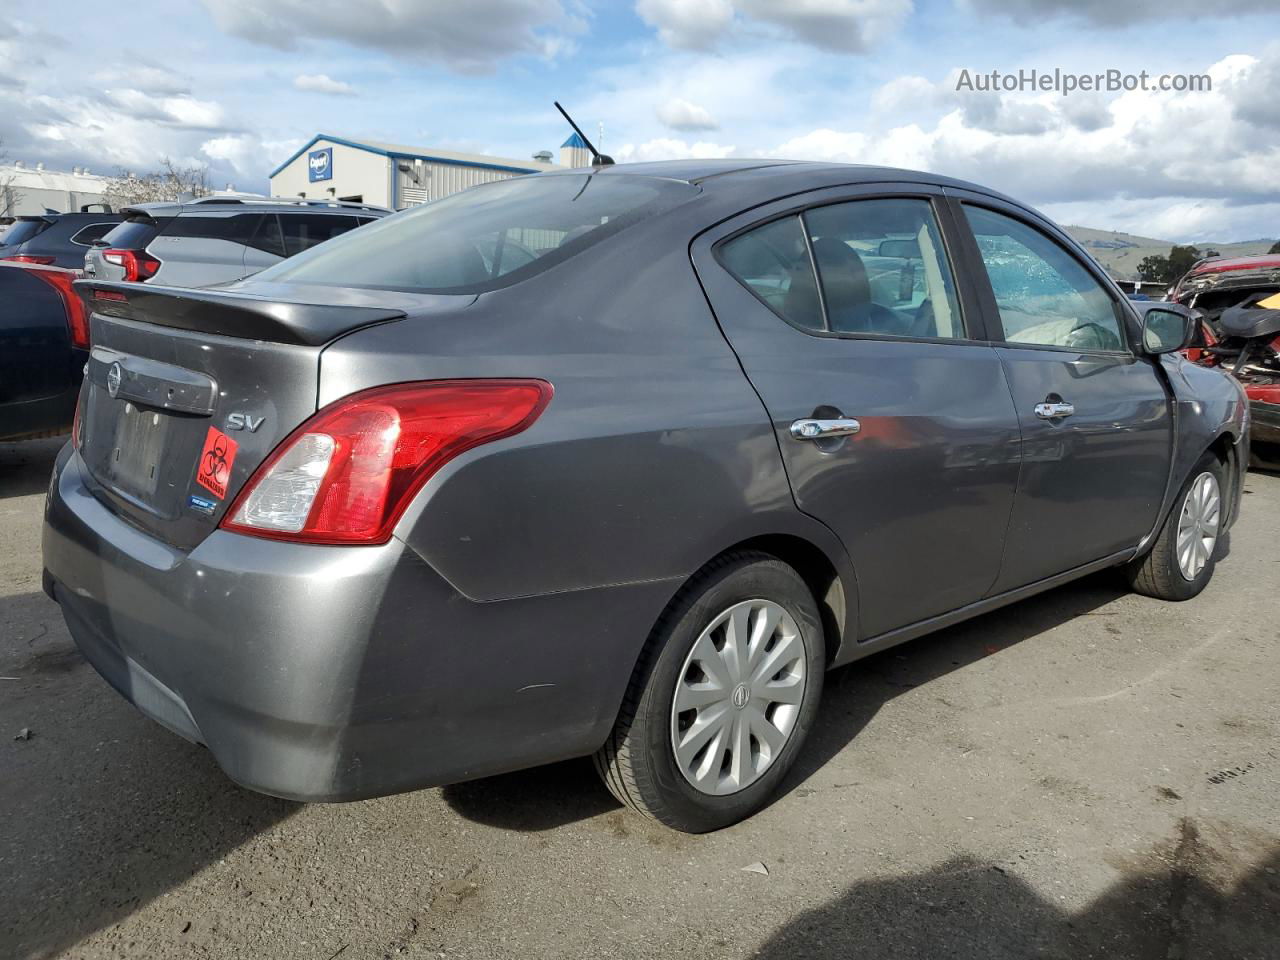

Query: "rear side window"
(69, 223), (118, 246)
(164, 214), (262, 244)
(719, 216), (824, 331)
(3, 220), (49, 245)
(719, 197), (962, 339)
(279, 214), (359, 257)
(255, 174), (699, 293)
(247, 215), (286, 257)
(964, 205), (1124, 351)
(101, 217), (169, 249)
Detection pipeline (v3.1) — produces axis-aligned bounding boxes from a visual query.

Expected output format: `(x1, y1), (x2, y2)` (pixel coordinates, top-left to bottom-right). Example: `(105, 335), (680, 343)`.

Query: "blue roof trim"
(269, 133), (544, 179)
(561, 132), (587, 149)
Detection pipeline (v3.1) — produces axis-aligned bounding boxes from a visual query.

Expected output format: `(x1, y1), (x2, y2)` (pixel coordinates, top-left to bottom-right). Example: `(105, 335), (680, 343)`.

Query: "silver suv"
(84, 196), (391, 287)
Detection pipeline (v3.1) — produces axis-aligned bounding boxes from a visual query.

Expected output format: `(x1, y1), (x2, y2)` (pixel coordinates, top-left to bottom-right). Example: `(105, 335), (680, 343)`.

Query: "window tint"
(164, 214), (262, 243)
(100, 217), (169, 249)
(69, 223), (118, 245)
(804, 198), (962, 338)
(247, 215), (286, 257)
(964, 206), (1124, 351)
(279, 214), (359, 257)
(2, 220), (49, 245)
(719, 215), (824, 331)
(256, 174), (698, 292)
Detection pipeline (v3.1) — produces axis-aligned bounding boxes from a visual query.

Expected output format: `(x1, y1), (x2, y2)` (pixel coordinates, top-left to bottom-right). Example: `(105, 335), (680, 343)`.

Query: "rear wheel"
(594, 552), (825, 832)
(1126, 452), (1226, 601)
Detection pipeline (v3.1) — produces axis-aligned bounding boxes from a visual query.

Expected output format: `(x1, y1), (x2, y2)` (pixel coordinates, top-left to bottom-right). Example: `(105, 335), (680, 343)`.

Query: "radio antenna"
(554, 101), (614, 166)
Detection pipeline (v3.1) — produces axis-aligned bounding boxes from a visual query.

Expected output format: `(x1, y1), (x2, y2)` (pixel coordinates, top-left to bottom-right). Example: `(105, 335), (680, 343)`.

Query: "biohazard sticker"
(196, 426), (237, 499)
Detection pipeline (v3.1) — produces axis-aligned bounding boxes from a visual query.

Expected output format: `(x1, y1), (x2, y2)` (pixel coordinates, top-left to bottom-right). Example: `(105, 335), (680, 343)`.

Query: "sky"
(3, 0), (1280, 242)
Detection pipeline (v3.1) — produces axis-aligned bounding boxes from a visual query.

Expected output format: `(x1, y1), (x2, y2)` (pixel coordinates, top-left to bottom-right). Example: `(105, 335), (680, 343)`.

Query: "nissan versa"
(43, 160), (1248, 832)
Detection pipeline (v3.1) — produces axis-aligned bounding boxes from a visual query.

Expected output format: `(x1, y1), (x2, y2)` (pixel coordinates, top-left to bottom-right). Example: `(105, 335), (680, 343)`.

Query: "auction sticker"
(196, 426), (238, 499)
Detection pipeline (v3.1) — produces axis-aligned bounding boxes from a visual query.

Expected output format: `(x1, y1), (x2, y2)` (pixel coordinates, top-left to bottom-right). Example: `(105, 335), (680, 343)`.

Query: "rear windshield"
(254, 174), (699, 293)
(3, 220), (50, 246)
(101, 217), (171, 250)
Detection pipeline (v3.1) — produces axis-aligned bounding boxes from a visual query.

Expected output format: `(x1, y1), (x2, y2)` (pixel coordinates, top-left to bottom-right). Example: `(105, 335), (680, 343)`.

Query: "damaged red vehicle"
(1172, 255), (1280, 469)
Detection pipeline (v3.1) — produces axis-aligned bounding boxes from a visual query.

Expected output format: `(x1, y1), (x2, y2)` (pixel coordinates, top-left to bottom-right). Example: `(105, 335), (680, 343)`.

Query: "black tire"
(594, 551), (825, 833)
(1126, 451), (1227, 601)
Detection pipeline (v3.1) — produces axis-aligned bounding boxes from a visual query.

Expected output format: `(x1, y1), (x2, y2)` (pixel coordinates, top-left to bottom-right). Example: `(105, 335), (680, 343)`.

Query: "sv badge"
(226, 412), (265, 432)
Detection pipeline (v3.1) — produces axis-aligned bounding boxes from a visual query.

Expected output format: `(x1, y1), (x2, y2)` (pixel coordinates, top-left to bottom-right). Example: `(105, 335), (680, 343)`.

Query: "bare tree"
(0, 138), (22, 219)
(102, 158), (211, 208)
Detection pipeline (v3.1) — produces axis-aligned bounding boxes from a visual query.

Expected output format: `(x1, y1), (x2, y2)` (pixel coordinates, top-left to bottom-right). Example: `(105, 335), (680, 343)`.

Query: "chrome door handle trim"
(790, 418), (862, 440)
(1034, 401), (1075, 420)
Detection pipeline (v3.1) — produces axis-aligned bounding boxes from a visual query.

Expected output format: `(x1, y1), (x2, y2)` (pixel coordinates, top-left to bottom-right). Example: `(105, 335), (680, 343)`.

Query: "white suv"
(85, 196), (392, 287)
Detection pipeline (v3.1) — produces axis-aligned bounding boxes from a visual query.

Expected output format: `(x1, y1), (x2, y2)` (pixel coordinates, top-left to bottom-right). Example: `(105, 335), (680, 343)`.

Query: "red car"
(1172, 255), (1280, 469)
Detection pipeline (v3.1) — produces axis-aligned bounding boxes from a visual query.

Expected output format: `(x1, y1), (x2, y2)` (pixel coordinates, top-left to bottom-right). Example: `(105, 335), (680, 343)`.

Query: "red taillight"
(28, 268), (91, 349)
(101, 248), (161, 282)
(2, 254), (56, 265)
(222, 380), (553, 545)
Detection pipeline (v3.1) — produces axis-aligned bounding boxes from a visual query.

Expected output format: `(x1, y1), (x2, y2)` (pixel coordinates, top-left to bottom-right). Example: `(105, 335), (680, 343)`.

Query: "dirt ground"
(2, 437), (1277, 960)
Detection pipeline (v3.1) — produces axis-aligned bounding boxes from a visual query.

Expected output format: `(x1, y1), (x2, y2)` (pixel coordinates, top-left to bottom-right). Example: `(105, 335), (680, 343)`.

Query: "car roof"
(1188, 254), (1280, 275)
(545, 158), (1022, 206)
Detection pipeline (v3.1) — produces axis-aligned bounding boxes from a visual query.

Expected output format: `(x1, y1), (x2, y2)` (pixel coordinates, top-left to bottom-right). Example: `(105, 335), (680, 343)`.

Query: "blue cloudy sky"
(3, 1), (1280, 241)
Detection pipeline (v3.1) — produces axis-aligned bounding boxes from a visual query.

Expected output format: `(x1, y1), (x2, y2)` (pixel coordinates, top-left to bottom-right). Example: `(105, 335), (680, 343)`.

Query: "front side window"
(257, 174), (698, 292)
(719, 197), (963, 339)
(964, 205), (1125, 351)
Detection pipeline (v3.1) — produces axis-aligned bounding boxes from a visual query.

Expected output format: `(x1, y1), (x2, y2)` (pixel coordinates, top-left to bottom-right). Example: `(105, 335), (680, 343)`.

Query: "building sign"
(308, 147), (333, 182)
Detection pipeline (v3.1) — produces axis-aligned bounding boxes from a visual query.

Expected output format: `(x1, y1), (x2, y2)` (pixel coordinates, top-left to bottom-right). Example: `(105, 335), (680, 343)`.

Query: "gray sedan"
(43, 160), (1248, 832)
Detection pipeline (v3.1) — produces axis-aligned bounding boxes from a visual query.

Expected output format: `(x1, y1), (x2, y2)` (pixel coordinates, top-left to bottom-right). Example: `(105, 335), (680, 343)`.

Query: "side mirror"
(1140, 305), (1198, 355)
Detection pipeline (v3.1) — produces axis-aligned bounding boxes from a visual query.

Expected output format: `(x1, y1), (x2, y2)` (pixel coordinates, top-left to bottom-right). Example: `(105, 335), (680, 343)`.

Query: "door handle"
(790, 417), (862, 440)
(1034, 401), (1075, 420)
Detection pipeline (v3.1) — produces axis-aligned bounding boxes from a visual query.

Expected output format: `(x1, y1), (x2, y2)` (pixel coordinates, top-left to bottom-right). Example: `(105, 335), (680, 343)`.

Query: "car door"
(949, 196), (1175, 591)
(692, 186), (1022, 641)
(150, 213), (264, 287)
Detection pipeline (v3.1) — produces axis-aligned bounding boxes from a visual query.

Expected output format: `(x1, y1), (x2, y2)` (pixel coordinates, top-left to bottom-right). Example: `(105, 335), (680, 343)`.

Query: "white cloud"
(203, 0), (580, 72)
(963, 0), (1256, 25)
(90, 63), (190, 96)
(613, 138), (736, 162)
(293, 73), (356, 96)
(637, 0), (912, 52)
(871, 74), (936, 113)
(636, 0), (734, 49)
(656, 97), (719, 130)
(202, 133), (305, 179)
(767, 52), (1280, 243)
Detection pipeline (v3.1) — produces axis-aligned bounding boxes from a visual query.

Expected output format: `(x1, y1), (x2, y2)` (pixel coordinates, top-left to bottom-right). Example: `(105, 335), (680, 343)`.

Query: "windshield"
(255, 173), (699, 293)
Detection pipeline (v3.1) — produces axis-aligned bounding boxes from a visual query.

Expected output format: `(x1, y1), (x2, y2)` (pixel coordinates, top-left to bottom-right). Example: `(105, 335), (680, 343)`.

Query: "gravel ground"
(2, 437), (1277, 960)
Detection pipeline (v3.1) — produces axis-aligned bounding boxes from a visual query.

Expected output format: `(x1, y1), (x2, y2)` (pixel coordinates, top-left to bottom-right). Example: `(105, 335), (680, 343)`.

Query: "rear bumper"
(42, 447), (675, 801)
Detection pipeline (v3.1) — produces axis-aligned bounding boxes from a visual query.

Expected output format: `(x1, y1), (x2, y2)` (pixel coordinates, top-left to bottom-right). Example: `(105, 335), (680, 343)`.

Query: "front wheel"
(1126, 452), (1226, 601)
(594, 552), (825, 832)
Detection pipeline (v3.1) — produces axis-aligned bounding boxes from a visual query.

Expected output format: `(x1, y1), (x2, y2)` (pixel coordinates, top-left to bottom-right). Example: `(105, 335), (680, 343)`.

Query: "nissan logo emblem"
(106, 362), (123, 399)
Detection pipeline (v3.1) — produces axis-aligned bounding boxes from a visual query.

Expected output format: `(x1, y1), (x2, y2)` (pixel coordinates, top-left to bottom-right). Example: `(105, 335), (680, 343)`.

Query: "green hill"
(1064, 226), (1277, 281)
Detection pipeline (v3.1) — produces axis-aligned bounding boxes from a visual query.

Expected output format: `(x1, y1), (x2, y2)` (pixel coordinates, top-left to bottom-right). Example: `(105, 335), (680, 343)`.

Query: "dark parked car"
(0, 208), (123, 269)
(43, 161), (1248, 832)
(0, 262), (89, 441)
(84, 196), (391, 287)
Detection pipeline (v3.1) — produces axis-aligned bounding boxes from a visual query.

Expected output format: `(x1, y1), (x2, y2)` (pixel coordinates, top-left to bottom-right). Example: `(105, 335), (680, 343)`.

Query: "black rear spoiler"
(74, 280), (407, 346)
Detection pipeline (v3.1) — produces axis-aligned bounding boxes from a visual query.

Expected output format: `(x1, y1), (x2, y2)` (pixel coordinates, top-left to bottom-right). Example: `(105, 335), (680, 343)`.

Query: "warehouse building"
(1, 162), (110, 218)
(269, 134), (576, 210)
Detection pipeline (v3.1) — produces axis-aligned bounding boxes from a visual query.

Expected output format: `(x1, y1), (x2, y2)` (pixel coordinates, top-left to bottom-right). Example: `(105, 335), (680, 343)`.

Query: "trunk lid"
(72, 280), (467, 550)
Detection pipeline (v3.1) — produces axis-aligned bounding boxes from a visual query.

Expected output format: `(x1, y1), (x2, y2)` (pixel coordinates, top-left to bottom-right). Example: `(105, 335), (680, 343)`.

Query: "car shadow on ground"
(751, 820), (1280, 959)
(1, 591), (299, 959)
(0, 437), (65, 500)
(443, 571), (1128, 831)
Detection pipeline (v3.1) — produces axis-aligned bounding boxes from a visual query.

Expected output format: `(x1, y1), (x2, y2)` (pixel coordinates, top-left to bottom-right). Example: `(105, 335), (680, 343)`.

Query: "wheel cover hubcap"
(670, 599), (806, 796)
(1176, 471), (1221, 582)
